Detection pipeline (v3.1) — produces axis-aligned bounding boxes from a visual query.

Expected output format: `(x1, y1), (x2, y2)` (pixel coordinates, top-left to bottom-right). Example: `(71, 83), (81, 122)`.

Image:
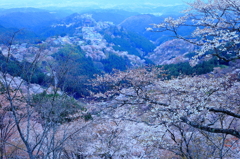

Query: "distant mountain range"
(82, 9), (138, 25)
(1, 0), (187, 8)
(0, 7), (183, 41)
(0, 5), (225, 98)
(0, 6), (196, 67)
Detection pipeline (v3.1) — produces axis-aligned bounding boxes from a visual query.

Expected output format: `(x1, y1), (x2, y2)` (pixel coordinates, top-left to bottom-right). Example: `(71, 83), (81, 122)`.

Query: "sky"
(1, 0), (188, 8)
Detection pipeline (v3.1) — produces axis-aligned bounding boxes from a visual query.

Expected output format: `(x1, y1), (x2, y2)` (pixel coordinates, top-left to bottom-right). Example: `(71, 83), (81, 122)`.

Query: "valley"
(0, 1), (240, 158)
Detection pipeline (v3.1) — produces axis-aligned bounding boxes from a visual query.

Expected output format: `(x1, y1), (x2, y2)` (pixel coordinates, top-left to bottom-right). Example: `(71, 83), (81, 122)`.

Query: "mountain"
(0, 7), (48, 14)
(147, 39), (196, 65)
(82, 9), (138, 25)
(0, 9), (58, 30)
(112, 4), (187, 14)
(0, 12), (156, 73)
(0, 8), (74, 42)
(0, 8), (199, 71)
(0, 25), (39, 43)
(119, 12), (196, 45)
(119, 14), (174, 44)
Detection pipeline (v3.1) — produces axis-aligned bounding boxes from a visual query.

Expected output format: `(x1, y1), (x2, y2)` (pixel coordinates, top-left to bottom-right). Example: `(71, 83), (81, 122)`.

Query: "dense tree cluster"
(161, 56), (228, 78)
(103, 26), (156, 57)
(101, 53), (130, 73)
(0, 46), (46, 85)
(92, 66), (240, 158)
(51, 45), (99, 97)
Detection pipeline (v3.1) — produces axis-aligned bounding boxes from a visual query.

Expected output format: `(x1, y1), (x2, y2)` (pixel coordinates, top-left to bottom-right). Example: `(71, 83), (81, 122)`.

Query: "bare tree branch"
(181, 117), (240, 139)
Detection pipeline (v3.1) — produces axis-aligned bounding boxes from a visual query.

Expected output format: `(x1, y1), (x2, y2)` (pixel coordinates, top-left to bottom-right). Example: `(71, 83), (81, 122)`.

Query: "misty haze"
(2, 0), (186, 8)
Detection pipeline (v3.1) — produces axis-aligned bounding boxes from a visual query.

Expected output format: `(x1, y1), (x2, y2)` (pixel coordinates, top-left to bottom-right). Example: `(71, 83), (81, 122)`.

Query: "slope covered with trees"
(103, 26), (156, 57)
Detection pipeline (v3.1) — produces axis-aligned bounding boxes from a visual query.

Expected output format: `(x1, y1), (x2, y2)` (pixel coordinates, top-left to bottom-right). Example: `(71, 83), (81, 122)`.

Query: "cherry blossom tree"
(0, 31), (85, 159)
(146, 0), (240, 140)
(92, 67), (240, 158)
(147, 0), (240, 62)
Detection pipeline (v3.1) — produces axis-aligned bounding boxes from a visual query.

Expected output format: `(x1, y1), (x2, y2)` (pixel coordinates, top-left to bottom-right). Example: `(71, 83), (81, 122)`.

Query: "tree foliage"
(161, 57), (228, 78)
(0, 52), (46, 84)
(52, 45), (99, 97)
(103, 26), (156, 57)
(101, 53), (130, 73)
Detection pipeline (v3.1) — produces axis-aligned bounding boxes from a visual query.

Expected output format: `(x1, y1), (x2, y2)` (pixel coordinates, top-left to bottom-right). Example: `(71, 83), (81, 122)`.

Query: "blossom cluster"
(148, 0), (240, 61)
